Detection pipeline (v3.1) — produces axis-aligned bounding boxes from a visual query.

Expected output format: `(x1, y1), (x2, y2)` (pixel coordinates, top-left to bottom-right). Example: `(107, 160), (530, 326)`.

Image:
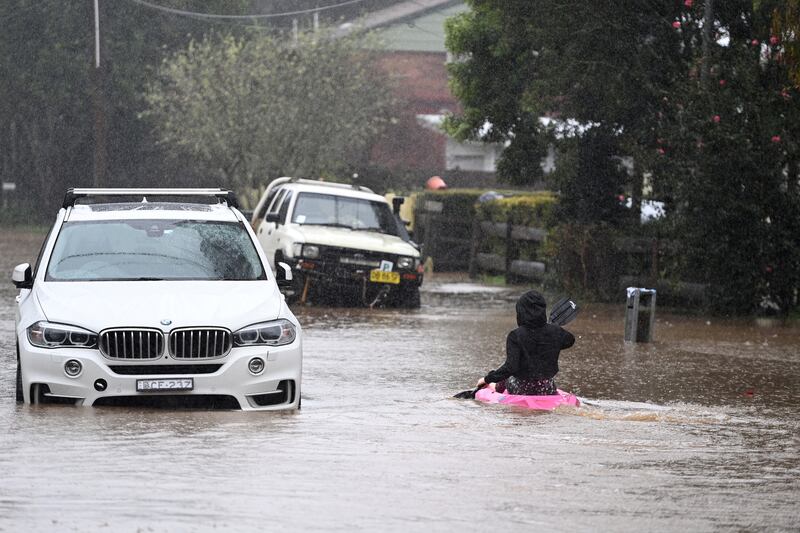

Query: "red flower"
(684, 0), (693, 6)
(712, 115), (721, 123)
(672, 21), (681, 29)
(657, 147), (666, 155)
(751, 39), (760, 46)
(719, 79), (726, 87)
(771, 135), (781, 143)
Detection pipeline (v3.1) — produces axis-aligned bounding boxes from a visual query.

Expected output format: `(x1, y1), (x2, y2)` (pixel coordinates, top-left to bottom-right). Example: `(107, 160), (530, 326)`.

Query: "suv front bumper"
(18, 338), (302, 411)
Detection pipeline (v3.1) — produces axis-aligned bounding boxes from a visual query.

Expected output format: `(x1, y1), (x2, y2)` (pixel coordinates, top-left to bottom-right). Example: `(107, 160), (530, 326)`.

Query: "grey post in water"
(624, 288), (657, 342)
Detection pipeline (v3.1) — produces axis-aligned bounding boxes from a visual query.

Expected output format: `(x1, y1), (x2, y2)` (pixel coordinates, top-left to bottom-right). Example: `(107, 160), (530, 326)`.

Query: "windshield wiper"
(132, 277), (165, 281)
(351, 227), (394, 235)
(304, 222), (354, 230)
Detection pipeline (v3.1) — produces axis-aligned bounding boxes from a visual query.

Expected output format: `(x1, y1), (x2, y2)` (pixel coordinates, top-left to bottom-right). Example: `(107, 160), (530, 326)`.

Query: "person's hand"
(475, 377), (486, 389)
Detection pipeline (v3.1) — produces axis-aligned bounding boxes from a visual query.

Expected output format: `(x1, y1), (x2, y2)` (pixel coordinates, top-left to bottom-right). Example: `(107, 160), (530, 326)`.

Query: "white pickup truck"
(251, 178), (423, 307)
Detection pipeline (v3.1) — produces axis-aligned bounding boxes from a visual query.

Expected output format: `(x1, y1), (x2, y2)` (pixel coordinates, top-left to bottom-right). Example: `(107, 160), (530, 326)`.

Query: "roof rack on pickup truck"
(62, 188), (239, 209)
(268, 177), (374, 194)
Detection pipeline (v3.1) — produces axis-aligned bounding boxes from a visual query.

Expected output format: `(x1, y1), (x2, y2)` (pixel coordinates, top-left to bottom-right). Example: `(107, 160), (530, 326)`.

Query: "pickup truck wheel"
(15, 344), (23, 403)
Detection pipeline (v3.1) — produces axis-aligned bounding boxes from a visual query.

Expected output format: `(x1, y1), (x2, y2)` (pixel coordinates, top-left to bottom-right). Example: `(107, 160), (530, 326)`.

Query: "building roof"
(335, 0), (468, 52)
(374, 2), (467, 52)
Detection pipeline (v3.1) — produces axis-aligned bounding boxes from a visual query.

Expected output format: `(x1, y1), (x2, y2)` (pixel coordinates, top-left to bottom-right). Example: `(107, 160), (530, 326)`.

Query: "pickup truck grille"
(99, 328), (164, 360)
(169, 328), (232, 359)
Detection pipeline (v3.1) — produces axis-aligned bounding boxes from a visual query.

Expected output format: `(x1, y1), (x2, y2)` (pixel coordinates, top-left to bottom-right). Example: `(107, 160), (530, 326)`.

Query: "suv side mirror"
(392, 196), (405, 215)
(12, 263), (32, 289)
(266, 212), (281, 224)
(275, 261), (293, 290)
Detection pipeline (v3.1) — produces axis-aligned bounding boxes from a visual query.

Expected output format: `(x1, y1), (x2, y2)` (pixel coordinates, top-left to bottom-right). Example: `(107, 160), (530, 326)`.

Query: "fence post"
(504, 221), (513, 283)
(650, 238), (659, 286)
(468, 218), (480, 279)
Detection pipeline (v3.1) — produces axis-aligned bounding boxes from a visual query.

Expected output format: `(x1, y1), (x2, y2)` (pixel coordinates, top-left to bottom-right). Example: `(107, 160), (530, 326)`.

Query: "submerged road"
(1, 229), (798, 531)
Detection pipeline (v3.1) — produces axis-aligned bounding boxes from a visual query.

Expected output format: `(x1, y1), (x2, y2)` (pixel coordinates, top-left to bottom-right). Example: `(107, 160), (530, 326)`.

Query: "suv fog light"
(94, 379), (107, 392)
(64, 359), (82, 377)
(248, 357), (265, 375)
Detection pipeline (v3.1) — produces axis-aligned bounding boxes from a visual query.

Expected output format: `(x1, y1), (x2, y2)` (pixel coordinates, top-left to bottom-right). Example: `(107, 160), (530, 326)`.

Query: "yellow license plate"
(370, 270), (400, 284)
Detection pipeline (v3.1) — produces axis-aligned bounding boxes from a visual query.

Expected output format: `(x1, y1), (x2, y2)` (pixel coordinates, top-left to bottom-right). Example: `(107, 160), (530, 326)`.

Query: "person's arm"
(483, 333), (521, 384)
(560, 327), (575, 349)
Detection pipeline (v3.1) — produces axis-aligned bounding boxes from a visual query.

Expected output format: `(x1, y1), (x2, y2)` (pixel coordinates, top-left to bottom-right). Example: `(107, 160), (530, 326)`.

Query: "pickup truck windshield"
(46, 220), (266, 281)
(291, 192), (400, 236)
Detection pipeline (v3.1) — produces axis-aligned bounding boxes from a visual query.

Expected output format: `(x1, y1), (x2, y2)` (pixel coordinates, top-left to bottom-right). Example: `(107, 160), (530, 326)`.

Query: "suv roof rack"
(62, 188), (239, 209)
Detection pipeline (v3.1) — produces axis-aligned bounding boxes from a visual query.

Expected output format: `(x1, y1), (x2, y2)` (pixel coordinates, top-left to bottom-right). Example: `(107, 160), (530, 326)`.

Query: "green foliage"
(475, 193), (556, 227)
(415, 189), (483, 220)
(762, 0), (800, 87)
(445, 1), (800, 314)
(0, 0), (250, 219)
(143, 30), (395, 191)
(644, 2), (800, 314)
(543, 223), (626, 301)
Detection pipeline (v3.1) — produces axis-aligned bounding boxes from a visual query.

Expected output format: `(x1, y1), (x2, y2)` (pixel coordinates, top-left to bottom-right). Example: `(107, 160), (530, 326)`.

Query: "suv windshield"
(46, 220), (266, 281)
(291, 192), (400, 236)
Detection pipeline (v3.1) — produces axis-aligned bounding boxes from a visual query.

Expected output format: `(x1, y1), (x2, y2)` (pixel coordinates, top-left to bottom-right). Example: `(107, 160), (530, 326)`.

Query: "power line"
(126, 0), (368, 20)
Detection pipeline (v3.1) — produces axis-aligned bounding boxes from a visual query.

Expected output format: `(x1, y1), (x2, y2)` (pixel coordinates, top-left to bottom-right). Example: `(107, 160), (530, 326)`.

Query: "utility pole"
(91, 0), (108, 188)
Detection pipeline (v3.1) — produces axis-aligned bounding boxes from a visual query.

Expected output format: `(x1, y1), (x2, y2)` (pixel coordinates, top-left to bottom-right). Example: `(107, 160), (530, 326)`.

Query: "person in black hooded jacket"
(476, 290), (575, 396)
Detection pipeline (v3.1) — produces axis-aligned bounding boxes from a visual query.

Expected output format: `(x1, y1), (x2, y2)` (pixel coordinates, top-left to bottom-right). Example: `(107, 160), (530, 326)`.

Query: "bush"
(476, 193), (558, 227)
(544, 222), (626, 300)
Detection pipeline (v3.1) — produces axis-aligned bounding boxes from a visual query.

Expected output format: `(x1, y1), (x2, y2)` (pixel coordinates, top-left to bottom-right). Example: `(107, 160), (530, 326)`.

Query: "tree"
(444, 1), (685, 224)
(143, 30), (395, 192)
(0, 0), (251, 219)
(651, 0), (800, 313)
(761, 0), (800, 86)
(444, 1), (800, 313)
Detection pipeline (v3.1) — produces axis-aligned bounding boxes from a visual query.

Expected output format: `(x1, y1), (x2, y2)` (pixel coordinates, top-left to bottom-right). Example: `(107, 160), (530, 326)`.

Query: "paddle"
(453, 296), (579, 399)
(548, 296), (579, 326)
(453, 386), (484, 399)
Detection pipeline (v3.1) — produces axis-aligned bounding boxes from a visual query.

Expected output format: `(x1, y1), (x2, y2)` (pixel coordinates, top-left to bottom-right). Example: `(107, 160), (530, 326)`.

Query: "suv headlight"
(27, 321), (98, 349)
(233, 319), (297, 347)
(397, 256), (415, 269)
(292, 243), (320, 259)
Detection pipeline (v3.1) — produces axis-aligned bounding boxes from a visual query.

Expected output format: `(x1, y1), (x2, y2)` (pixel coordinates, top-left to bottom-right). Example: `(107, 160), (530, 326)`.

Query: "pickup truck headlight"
(302, 245), (320, 259)
(397, 256), (415, 269)
(27, 321), (98, 349)
(233, 319), (297, 347)
(292, 243), (320, 259)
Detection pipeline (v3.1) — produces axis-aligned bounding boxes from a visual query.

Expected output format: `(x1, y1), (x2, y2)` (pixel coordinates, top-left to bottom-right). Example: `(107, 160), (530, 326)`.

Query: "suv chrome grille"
(169, 328), (232, 359)
(99, 328), (164, 360)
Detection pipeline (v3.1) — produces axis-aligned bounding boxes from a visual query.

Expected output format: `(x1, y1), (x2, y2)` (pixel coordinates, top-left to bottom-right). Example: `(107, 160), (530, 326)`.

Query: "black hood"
(516, 290), (547, 328)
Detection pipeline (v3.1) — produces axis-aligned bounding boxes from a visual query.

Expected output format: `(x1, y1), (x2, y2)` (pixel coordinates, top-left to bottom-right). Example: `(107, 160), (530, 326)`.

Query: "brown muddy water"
(1, 229), (798, 532)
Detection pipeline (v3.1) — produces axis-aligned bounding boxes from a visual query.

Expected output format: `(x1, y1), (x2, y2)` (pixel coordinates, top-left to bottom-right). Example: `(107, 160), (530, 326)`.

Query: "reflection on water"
(1, 229), (799, 531)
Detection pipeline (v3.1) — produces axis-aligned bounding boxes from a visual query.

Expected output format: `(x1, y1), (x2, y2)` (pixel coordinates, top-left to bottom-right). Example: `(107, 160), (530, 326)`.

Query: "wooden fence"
(468, 220), (547, 282)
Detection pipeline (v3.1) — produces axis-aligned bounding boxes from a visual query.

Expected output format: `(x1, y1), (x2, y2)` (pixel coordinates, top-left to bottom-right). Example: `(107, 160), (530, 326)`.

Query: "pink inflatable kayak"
(474, 387), (580, 410)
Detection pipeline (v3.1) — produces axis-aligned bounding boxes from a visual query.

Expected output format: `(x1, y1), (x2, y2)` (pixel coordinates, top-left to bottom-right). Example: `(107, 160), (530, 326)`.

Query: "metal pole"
(92, 0), (108, 187)
(94, 0), (100, 68)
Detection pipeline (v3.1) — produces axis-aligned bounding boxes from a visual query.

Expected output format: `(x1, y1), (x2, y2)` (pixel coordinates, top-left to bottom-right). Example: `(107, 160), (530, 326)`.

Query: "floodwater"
(1, 229), (798, 532)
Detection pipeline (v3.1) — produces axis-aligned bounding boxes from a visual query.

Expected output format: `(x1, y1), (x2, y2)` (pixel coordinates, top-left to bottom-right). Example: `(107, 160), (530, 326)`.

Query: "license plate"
(136, 378), (194, 392)
(370, 270), (400, 284)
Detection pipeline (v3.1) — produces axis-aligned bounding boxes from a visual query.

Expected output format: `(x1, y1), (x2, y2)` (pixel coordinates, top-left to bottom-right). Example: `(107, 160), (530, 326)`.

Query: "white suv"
(11, 188), (302, 411)
(251, 178), (423, 307)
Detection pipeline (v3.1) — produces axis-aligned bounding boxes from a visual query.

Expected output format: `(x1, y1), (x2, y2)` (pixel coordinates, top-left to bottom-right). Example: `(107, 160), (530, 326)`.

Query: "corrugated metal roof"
(374, 2), (468, 52)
